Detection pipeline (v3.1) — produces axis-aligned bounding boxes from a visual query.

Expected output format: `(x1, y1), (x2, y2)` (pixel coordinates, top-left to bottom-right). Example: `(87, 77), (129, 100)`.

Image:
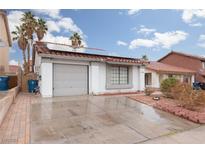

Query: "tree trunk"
(27, 41), (30, 73)
(22, 50), (27, 66)
(22, 50), (28, 74)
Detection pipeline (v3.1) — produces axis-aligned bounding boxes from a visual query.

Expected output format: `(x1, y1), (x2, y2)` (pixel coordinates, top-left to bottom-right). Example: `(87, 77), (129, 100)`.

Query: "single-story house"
(145, 61), (196, 88)
(34, 42), (147, 97)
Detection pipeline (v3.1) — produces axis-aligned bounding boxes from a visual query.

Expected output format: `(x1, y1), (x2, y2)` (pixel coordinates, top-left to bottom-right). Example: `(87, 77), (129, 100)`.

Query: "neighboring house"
(145, 61), (195, 88)
(0, 10), (12, 73)
(8, 65), (21, 75)
(158, 51), (205, 83)
(34, 42), (147, 97)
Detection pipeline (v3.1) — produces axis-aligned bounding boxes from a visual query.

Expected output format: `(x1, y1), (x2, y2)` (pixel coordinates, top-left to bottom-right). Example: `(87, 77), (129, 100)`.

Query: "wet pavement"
(31, 95), (199, 143)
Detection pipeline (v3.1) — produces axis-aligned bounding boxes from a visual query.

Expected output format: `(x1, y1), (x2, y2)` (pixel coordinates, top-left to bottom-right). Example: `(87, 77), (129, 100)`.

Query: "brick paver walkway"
(0, 93), (36, 144)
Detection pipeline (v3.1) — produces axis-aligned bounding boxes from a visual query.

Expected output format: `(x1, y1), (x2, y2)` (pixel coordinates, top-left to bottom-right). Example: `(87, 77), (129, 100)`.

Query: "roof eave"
(37, 53), (145, 65)
(147, 68), (196, 75)
(158, 51), (205, 62)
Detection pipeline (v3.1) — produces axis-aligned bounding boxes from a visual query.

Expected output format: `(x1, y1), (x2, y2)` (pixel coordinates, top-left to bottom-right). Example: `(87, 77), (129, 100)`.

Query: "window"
(110, 66), (128, 85)
(168, 74), (173, 78)
(183, 76), (190, 83)
(202, 62), (205, 69)
(145, 73), (152, 86)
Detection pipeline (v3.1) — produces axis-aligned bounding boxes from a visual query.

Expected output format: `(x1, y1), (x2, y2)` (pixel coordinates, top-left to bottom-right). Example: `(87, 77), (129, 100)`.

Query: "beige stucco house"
(0, 10), (12, 73)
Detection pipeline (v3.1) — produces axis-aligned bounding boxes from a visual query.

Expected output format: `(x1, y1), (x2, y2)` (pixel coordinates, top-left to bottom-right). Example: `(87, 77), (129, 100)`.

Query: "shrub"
(145, 87), (155, 96)
(171, 82), (205, 110)
(160, 77), (179, 98)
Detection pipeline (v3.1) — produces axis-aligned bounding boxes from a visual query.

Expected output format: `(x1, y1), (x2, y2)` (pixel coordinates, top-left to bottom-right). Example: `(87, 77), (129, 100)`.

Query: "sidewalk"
(143, 125), (205, 144)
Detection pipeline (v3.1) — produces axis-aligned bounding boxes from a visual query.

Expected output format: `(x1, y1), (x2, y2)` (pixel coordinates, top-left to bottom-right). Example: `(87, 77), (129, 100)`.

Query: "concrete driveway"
(31, 95), (199, 143)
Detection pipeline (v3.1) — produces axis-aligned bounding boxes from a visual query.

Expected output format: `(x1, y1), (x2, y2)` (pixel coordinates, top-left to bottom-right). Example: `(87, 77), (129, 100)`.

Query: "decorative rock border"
(128, 95), (205, 124)
(155, 102), (205, 123)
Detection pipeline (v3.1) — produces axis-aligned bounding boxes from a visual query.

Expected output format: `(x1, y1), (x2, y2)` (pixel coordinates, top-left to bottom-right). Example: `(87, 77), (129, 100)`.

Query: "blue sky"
(6, 9), (205, 65)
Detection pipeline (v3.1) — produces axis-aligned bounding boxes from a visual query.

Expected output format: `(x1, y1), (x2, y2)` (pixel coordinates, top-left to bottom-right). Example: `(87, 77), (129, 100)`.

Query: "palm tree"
(12, 12), (47, 74)
(21, 11), (37, 72)
(36, 18), (48, 41)
(69, 32), (82, 48)
(142, 55), (148, 61)
(12, 25), (28, 70)
(21, 11), (37, 39)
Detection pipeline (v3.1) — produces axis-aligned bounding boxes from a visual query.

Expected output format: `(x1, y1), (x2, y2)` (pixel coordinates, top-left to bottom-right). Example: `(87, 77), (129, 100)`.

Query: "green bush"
(160, 77), (179, 98)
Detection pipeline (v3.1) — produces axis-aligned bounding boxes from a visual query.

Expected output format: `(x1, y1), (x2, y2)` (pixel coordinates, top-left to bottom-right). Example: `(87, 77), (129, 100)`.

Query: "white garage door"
(53, 64), (88, 96)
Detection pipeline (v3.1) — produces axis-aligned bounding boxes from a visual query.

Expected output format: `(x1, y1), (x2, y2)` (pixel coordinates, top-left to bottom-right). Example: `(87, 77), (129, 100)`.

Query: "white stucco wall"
(40, 63), (53, 97)
(145, 69), (160, 88)
(89, 62), (144, 95)
(37, 57), (145, 97)
(138, 66), (145, 91)
(191, 75), (195, 84)
(89, 62), (101, 94)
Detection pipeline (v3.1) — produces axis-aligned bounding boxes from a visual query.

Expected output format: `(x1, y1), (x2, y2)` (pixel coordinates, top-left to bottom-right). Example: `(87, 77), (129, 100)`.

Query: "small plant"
(145, 87), (155, 96)
(160, 77), (179, 98)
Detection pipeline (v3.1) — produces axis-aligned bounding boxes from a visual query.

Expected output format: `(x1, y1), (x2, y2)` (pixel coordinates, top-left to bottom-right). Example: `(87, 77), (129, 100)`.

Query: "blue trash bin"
(28, 80), (38, 93)
(0, 76), (9, 91)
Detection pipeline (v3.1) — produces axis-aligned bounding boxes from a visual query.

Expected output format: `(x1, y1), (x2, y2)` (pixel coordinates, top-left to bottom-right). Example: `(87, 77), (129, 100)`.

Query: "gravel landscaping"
(128, 95), (205, 124)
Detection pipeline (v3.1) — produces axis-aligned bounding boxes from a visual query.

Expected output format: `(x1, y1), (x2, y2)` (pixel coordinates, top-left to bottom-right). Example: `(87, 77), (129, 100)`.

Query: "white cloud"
(7, 10), (24, 34)
(43, 32), (70, 44)
(199, 34), (205, 41)
(32, 9), (61, 19)
(47, 20), (61, 33)
(154, 31), (188, 49)
(117, 40), (127, 46)
(58, 18), (83, 35)
(45, 18), (84, 36)
(189, 22), (202, 27)
(136, 25), (156, 35)
(182, 10), (205, 26)
(200, 45), (205, 49)
(197, 34), (205, 48)
(129, 30), (188, 49)
(9, 59), (18, 65)
(128, 9), (140, 15)
(129, 39), (158, 49)
(182, 10), (194, 23)
(8, 10), (86, 44)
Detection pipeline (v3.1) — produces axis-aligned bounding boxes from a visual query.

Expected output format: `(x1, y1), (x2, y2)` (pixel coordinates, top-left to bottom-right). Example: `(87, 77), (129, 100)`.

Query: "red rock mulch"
(128, 95), (205, 124)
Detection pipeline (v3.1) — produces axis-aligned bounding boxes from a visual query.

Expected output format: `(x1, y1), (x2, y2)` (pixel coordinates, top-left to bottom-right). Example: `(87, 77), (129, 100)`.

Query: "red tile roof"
(158, 51), (205, 62)
(34, 42), (148, 65)
(147, 61), (196, 74)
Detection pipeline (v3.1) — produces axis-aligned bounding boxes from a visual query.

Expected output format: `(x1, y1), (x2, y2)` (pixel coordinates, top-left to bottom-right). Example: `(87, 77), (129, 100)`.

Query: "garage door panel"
(53, 64), (88, 96)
